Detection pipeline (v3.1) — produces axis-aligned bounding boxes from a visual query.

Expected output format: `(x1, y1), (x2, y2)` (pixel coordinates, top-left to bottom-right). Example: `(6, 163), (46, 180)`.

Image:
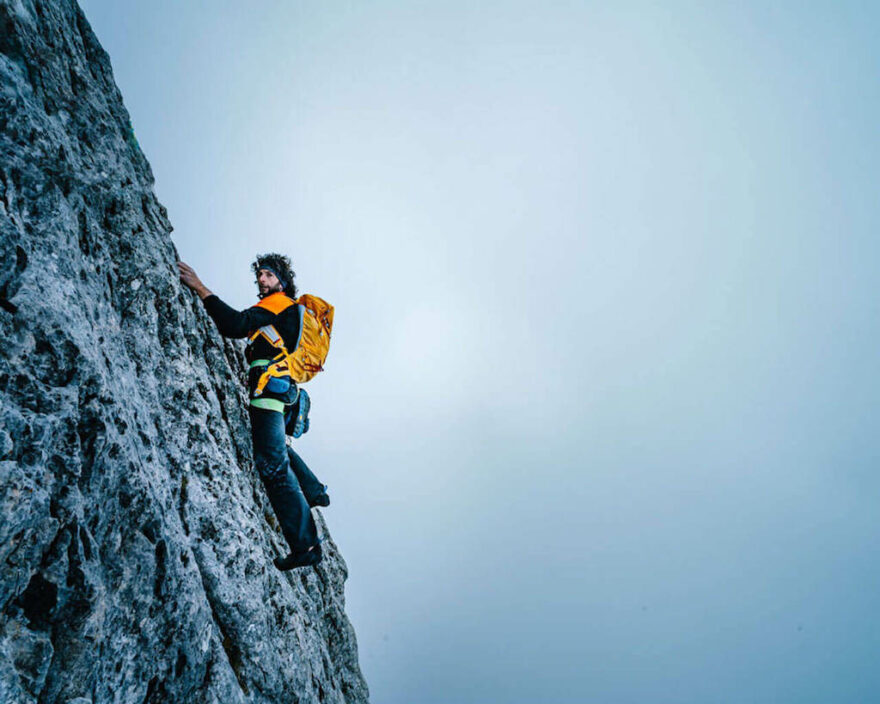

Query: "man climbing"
(178, 254), (328, 570)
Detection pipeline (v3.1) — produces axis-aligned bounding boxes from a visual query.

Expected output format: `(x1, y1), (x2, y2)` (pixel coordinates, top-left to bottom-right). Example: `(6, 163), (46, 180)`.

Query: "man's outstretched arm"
(178, 261), (270, 338)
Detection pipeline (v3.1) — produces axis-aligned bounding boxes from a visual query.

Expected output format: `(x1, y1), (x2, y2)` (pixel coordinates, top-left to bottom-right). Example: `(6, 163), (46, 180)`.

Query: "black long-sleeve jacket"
(203, 292), (303, 364)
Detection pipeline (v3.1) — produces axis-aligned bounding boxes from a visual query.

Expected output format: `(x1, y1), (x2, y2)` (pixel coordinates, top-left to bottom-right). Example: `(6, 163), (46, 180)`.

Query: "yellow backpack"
(249, 293), (334, 397)
(289, 294), (334, 383)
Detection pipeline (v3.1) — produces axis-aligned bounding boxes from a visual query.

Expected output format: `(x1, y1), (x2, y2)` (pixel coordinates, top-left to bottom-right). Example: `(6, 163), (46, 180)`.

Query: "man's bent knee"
(255, 455), (287, 482)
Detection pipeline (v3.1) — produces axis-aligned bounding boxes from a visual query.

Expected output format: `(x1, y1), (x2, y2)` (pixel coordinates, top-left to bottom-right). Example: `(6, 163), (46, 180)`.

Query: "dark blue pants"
(249, 407), (318, 553)
(287, 445), (327, 503)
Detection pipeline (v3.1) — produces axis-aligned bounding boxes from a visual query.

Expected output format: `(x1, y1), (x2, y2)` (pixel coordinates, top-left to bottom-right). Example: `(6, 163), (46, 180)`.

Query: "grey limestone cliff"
(0, 1), (369, 702)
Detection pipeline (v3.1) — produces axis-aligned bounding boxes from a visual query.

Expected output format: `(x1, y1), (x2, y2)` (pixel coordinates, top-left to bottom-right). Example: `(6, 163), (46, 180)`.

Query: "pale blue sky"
(79, 1), (880, 702)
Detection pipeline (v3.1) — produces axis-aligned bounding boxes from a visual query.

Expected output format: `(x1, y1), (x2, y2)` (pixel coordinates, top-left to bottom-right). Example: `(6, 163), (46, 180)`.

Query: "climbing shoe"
(309, 492), (330, 508)
(273, 543), (323, 571)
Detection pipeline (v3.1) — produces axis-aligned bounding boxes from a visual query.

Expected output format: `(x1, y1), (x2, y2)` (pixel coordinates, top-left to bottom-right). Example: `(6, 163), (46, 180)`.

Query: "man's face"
(256, 268), (283, 297)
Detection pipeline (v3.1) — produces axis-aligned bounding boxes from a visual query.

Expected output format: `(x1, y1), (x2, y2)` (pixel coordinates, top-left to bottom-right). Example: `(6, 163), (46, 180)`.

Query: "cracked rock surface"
(0, 1), (369, 702)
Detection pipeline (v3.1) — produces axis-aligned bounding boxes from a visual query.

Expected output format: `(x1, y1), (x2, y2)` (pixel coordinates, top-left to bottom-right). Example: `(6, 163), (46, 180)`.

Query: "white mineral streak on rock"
(0, 1), (369, 702)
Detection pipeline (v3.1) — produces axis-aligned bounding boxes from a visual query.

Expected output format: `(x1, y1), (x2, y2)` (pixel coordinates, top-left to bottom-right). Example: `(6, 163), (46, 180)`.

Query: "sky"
(78, 1), (880, 702)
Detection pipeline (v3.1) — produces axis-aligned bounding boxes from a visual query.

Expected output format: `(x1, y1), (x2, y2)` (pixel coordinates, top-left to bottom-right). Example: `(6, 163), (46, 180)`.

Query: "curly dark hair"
(252, 252), (297, 297)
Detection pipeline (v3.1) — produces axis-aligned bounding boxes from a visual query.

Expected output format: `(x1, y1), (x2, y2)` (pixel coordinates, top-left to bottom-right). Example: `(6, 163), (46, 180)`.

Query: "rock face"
(0, 1), (369, 702)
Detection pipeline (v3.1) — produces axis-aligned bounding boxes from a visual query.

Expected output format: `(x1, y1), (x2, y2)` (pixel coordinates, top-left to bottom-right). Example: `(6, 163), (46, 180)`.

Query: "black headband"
(258, 265), (286, 289)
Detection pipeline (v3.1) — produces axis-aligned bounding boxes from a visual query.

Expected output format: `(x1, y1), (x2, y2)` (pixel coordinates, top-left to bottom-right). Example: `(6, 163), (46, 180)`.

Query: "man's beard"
(258, 283), (283, 299)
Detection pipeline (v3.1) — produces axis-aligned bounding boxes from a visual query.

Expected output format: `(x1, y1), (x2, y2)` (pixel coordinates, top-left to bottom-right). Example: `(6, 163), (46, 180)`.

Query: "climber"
(177, 254), (328, 571)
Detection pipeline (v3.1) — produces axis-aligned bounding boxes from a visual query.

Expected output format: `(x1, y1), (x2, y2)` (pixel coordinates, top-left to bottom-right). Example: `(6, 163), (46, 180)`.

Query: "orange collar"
(254, 291), (296, 315)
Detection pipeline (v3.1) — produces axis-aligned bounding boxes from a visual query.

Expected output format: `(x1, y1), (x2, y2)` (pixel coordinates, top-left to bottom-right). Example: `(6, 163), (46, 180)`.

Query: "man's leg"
(286, 446), (329, 507)
(249, 407), (318, 554)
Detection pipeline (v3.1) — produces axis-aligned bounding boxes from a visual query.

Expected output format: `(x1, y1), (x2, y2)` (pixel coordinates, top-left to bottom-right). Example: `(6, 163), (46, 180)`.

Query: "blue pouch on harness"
(266, 376), (291, 394)
(250, 367), (299, 405)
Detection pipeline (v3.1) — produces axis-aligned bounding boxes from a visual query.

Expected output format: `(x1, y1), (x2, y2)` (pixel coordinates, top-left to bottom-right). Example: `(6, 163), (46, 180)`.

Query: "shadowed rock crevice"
(16, 573), (57, 630)
(0, 1), (368, 702)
